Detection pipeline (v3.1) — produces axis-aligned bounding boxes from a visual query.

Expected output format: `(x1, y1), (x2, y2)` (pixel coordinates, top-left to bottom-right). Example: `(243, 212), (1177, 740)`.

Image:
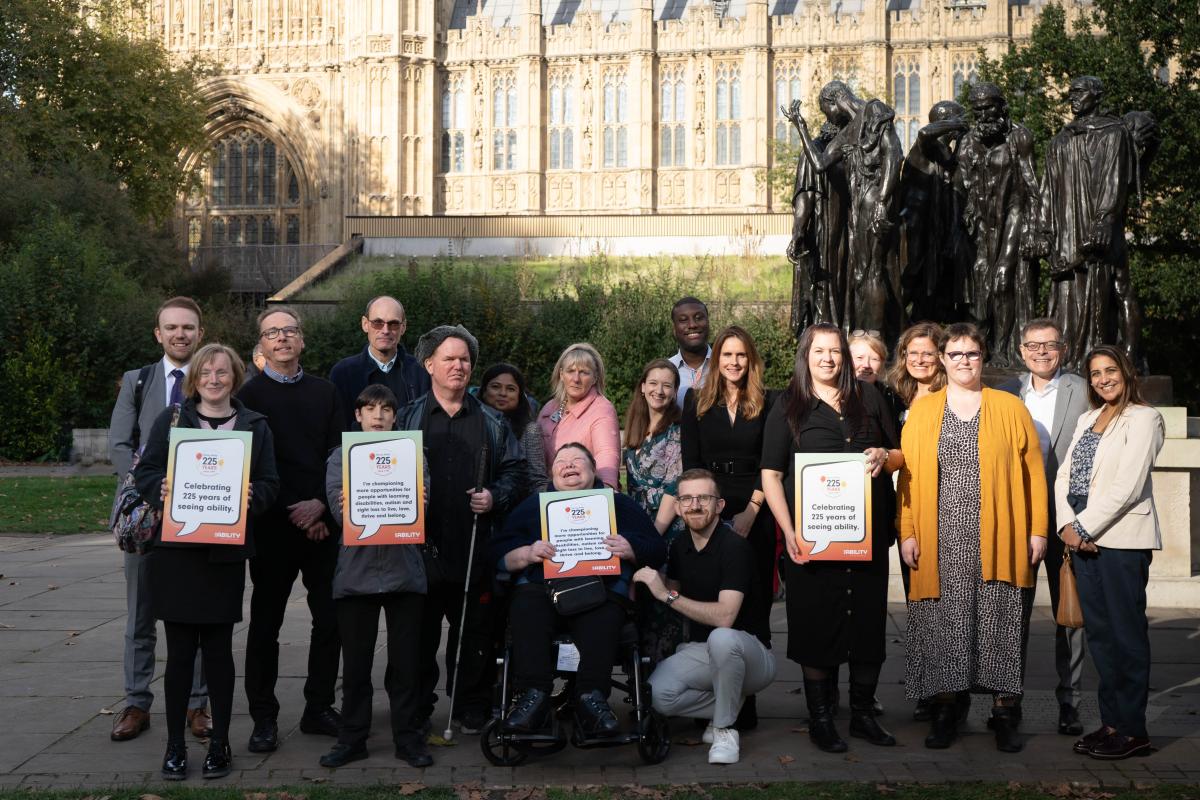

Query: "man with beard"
(899, 101), (970, 323)
(790, 81), (903, 344)
(1038, 77), (1140, 370)
(955, 83), (1040, 366)
(668, 297), (711, 408)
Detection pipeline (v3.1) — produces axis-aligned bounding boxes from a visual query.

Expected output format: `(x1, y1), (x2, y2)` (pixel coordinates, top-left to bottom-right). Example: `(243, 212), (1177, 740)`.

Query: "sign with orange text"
(792, 453), (872, 561)
(162, 428), (251, 546)
(540, 489), (620, 579)
(342, 431), (425, 546)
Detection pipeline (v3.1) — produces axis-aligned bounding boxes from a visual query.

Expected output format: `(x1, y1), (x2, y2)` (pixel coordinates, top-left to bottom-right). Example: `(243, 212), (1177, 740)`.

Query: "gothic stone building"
(149, 0), (1074, 261)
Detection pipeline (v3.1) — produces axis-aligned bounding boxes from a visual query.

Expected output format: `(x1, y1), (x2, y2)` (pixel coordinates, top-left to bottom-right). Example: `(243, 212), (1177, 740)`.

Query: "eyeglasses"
(906, 350), (938, 362)
(945, 350), (983, 363)
(1020, 341), (1063, 352)
(368, 318), (404, 331)
(677, 494), (718, 507)
(553, 457), (590, 469)
(198, 369), (231, 380)
(850, 329), (881, 338)
(260, 326), (301, 340)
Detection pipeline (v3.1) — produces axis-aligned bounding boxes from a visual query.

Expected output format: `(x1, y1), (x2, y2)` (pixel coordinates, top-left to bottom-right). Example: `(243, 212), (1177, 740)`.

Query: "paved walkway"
(1, 533), (1197, 790)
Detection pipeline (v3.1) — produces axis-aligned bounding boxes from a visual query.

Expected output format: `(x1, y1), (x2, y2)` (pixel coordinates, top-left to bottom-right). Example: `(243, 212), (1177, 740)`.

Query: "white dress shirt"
(1020, 370), (1060, 465)
(669, 346), (711, 408)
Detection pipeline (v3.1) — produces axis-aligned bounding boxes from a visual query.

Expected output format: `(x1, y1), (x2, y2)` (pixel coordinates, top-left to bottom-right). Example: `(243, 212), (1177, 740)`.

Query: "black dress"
(761, 381), (898, 666)
(681, 388), (780, 642)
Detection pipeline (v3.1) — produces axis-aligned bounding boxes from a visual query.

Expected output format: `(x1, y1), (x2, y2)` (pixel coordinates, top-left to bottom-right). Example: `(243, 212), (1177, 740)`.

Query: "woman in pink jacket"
(537, 343), (621, 489)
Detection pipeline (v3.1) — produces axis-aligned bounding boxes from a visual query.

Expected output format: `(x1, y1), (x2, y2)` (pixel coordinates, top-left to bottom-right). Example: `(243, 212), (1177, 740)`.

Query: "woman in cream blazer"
(1054, 345), (1164, 762)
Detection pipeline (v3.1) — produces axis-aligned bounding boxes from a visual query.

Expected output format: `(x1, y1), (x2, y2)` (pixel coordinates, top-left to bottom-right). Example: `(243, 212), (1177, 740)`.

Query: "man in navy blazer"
(999, 317), (1091, 736)
(107, 297), (209, 742)
(328, 295), (429, 430)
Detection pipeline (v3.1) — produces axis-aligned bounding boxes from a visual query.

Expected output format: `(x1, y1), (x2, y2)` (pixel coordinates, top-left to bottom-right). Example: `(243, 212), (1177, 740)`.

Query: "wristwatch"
(664, 590), (680, 606)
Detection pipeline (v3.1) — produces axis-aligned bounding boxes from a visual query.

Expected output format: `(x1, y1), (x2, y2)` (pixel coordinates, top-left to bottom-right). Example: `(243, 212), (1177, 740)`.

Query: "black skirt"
(783, 558), (888, 666)
(148, 546), (246, 624)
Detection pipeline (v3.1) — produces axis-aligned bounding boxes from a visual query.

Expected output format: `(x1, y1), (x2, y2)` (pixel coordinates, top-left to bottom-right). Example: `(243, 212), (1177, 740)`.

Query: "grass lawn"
(293, 254), (793, 303)
(0, 784), (1194, 800)
(0, 476), (113, 534)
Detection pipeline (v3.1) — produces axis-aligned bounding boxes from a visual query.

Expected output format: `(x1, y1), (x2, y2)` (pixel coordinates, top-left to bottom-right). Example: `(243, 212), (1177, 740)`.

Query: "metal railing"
(190, 243), (340, 294)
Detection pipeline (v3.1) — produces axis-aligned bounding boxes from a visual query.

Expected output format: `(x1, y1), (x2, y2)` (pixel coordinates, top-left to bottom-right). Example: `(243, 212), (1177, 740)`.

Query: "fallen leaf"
(426, 733), (457, 747)
(47, 584), (59, 590)
(71, 695), (84, 699)
(301, 777), (328, 784)
(397, 786), (424, 797)
(455, 782), (487, 800)
(875, 785), (896, 795)
(675, 736), (703, 746)
(778, 755), (795, 766)
(69, 631), (80, 637)
(139, 794), (164, 800)
(99, 707), (115, 715)
(65, 641), (76, 646)
(844, 753), (861, 763)
(244, 793), (269, 800)
(789, 727), (808, 734)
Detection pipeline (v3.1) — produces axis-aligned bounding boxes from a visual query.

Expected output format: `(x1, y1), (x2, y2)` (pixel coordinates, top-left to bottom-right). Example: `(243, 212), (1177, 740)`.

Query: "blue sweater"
(328, 345), (430, 431)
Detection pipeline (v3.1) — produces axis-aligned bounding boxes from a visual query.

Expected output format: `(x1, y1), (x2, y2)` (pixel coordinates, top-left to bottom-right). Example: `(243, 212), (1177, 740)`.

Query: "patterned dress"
(904, 404), (1030, 699)
(624, 423), (685, 664)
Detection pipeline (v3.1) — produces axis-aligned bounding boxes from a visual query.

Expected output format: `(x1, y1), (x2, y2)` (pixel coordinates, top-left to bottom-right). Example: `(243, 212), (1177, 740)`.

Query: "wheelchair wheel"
(636, 710), (670, 764)
(480, 717), (529, 766)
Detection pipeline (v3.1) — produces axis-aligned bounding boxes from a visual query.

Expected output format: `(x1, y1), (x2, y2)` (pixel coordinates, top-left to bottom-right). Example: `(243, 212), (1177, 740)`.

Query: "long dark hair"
(785, 323), (865, 441)
(479, 363), (533, 437)
(1084, 345), (1144, 416)
(623, 359), (681, 447)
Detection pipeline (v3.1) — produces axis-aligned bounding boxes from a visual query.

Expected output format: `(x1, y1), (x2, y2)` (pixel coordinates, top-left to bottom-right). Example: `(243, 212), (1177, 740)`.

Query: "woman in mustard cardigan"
(896, 323), (1048, 753)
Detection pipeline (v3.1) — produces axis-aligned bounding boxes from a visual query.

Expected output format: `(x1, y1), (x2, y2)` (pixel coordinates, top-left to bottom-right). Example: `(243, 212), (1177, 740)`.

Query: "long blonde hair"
(694, 326), (766, 420)
(549, 343), (607, 409)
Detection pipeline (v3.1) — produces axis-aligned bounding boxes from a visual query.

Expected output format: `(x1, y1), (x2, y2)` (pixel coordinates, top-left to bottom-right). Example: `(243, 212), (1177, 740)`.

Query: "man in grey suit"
(999, 317), (1091, 736)
(107, 297), (209, 742)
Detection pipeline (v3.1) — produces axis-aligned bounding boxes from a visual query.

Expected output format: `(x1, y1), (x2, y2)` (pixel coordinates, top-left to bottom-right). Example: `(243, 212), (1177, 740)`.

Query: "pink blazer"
(537, 388), (621, 490)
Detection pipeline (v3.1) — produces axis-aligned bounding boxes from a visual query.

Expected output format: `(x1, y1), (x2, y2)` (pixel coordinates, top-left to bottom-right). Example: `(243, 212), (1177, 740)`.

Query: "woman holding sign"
(134, 344), (279, 780)
(760, 323), (902, 754)
(896, 322), (1047, 754)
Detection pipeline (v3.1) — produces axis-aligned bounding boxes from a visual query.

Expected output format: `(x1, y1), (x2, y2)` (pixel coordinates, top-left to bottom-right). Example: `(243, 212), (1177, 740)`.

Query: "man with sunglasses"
(636, 469), (775, 765)
(329, 295), (430, 430)
(238, 306), (346, 753)
(999, 318), (1090, 737)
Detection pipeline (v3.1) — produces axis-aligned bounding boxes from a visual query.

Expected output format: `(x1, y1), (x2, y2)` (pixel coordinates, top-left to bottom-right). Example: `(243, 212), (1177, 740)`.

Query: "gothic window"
(831, 55), (860, 92)
(440, 73), (467, 173)
(602, 67), (628, 168)
(715, 63), (741, 167)
(893, 56), (921, 151)
(659, 64), (686, 168)
(952, 54), (978, 99)
(774, 60), (803, 145)
(492, 73), (518, 171)
(186, 127), (305, 261)
(549, 71), (576, 170)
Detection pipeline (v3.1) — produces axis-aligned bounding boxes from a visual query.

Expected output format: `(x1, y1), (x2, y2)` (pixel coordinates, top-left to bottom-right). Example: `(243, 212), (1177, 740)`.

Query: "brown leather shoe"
(188, 707), (213, 739)
(111, 706), (150, 741)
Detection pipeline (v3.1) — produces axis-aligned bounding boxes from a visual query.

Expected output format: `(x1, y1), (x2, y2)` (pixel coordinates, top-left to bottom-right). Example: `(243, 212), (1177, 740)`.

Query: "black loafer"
(1089, 733), (1152, 760)
(161, 742), (188, 781)
(575, 689), (620, 738)
(503, 687), (551, 734)
(1074, 725), (1117, 755)
(1058, 703), (1084, 736)
(300, 706), (342, 737)
(247, 718), (279, 753)
(320, 741), (368, 768)
(202, 740), (232, 779)
(394, 735), (433, 768)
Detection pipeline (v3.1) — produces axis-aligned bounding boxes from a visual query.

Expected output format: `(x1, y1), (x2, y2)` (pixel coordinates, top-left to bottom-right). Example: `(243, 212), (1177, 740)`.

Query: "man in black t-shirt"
(635, 469), (776, 766)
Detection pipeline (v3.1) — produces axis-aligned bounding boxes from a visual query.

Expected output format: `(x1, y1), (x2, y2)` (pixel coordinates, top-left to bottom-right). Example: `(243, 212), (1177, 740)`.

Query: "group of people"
(107, 292), (1165, 779)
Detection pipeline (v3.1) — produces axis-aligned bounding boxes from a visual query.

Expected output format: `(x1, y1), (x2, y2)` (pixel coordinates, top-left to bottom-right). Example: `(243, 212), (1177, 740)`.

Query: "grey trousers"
(649, 628), (776, 729)
(1020, 541), (1086, 707)
(124, 551), (207, 711)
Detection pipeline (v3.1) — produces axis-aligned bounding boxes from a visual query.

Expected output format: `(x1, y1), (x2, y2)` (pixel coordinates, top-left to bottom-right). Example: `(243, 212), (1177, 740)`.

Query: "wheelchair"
(479, 614), (671, 766)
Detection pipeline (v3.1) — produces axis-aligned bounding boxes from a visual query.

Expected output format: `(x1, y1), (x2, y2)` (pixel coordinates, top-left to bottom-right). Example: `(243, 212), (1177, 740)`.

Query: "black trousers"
(509, 586), (625, 698)
(417, 575), (494, 721)
(336, 592), (424, 747)
(245, 529), (341, 723)
(1074, 546), (1153, 739)
(164, 622), (234, 745)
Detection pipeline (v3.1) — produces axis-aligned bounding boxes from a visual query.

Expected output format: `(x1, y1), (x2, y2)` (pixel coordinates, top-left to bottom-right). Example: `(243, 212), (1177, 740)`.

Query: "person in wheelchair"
(634, 469), (776, 765)
(489, 442), (667, 739)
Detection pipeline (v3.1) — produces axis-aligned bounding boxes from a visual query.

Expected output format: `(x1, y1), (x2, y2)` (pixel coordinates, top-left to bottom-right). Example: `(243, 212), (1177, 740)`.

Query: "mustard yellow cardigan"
(896, 387), (1048, 602)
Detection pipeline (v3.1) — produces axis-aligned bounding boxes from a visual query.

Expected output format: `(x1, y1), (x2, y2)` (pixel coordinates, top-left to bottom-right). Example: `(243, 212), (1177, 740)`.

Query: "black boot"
(924, 700), (958, 749)
(848, 683), (895, 746)
(803, 678), (847, 753)
(161, 741), (188, 781)
(503, 687), (551, 733)
(992, 705), (1023, 753)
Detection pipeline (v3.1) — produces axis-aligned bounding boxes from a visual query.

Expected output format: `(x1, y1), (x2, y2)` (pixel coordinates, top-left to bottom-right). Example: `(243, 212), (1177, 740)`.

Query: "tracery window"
(893, 56), (921, 151)
(492, 73), (518, 171)
(715, 63), (741, 166)
(952, 54), (978, 99)
(659, 64), (686, 168)
(831, 55), (861, 93)
(774, 60), (803, 145)
(602, 67), (628, 168)
(440, 73), (467, 173)
(549, 71), (575, 170)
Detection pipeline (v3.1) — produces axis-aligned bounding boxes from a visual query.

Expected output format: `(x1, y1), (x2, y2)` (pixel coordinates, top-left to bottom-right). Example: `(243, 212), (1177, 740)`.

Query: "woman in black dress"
(761, 323), (903, 753)
(681, 325), (777, 727)
(134, 344), (279, 780)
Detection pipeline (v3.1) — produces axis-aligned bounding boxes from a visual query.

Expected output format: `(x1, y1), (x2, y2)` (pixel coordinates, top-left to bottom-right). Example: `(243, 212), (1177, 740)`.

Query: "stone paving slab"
(0, 533), (1197, 789)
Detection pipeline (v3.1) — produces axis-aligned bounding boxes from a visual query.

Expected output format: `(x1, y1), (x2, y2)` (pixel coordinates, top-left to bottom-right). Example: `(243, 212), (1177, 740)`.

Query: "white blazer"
(1054, 404), (1164, 550)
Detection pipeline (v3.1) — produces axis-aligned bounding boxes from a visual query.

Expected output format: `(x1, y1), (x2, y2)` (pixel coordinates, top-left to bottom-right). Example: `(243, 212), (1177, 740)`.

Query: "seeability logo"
(562, 505), (592, 521)
(195, 451), (224, 476)
(368, 451), (394, 476)
(819, 475), (843, 498)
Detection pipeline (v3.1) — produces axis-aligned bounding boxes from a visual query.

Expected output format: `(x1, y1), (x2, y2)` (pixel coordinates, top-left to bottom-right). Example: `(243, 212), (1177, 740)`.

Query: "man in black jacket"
(237, 306), (345, 753)
(398, 324), (526, 736)
(328, 295), (430, 430)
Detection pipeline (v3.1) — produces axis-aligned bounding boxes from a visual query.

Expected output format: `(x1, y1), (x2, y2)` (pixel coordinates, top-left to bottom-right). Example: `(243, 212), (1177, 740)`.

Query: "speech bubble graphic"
(546, 492), (612, 573)
(169, 437), (246, 537)
(800, 459), (867, 555)
(348, 437), (418, 540)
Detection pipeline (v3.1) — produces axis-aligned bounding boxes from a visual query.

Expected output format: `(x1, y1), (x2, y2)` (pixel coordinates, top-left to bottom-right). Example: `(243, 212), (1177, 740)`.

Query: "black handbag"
(546, 576), (607, 616)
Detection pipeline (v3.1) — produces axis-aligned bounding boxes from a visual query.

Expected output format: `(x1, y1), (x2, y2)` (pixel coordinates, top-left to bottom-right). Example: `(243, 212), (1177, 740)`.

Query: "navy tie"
(169, 369), (184, 406)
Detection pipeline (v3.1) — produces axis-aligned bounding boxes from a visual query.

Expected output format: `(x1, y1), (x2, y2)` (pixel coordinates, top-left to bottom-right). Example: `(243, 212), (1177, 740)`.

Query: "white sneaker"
(702, 723), (714, 744)
(707, 727), (740, 764)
